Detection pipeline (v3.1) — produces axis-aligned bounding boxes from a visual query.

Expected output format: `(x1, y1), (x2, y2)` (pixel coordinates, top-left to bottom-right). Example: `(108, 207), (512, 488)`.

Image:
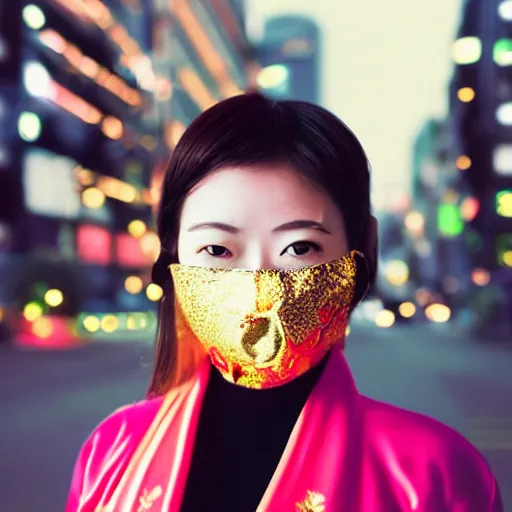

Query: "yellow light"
(457, 87), (475, 102)
(125, 275), (143, 294)
(23, 302), (43, 322)
(101, 116), (124, 140)
(127, 316), (137, 330)
(398, 302), (416, 318)
(146, 283), (163, 302)
(456, 155), (472, 170)
(127, 219), (147, 238)
(83, 315), (101, 332)
(375, 310), (395, 328)
(32, 317), (53, 338)
(101, 315), (119, 333)
(502, 250), (512, 267)
(385, 260), (410, 287)
(471, 268), (490, 286)
(497, 191), (512, 217)
(425, 304), (451, 323)
(82, 187), (106, 208)
(404, 211), (425, 235)
(345, 325), (351, 337)
(96, 176), (137, 204)
(44, 288), (63, 307)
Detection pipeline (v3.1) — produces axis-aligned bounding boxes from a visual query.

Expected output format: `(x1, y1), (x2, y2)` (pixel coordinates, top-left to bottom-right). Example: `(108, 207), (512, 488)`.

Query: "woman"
(67, 94), (502, 511)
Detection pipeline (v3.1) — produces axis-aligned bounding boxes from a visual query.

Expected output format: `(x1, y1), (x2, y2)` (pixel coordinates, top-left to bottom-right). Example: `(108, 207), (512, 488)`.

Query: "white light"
(453, 37), (482, 65)
(494, 144), (512, 175)
(498, 0), (512, 20)
(496, 102), (512, 125)
(23, 61), (52, 98)
(18, 112), (42, 142)
(22, 5), (46, 30)
(257, 64), (289, 90)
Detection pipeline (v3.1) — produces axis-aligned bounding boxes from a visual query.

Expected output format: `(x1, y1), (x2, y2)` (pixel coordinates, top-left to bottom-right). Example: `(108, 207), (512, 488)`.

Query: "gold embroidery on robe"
(137, 486), (163, 511)
(296, 490), (326, 512)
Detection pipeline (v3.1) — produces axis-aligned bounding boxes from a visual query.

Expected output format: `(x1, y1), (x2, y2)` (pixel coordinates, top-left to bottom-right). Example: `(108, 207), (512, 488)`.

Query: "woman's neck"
(207, 355), (328, 415)
(180, 355), (329, 512)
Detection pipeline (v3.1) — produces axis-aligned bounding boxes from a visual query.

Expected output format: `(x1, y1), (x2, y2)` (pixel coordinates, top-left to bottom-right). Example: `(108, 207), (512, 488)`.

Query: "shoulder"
(66, 396), (164, 511)
(91, 396), (164, 444)
(360, 396), (501, 510)
(81, 395), (165, 468)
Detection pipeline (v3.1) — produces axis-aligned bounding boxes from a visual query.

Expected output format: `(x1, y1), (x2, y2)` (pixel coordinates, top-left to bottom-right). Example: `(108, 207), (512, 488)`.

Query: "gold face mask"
(169, 250), (361, 389)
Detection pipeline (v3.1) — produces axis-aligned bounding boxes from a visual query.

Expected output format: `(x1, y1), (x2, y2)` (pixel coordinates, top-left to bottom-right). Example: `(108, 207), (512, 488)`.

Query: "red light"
(77, 225), (112, 264)
(460, 197), (479, 222)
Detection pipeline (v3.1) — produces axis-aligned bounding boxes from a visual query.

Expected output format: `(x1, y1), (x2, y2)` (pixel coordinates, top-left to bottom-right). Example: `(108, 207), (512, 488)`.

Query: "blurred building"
(414, 0), (512, 335)
(449, 0), (512, 273)
(0, 0), (253, 344)
(254, 15), (320, 103)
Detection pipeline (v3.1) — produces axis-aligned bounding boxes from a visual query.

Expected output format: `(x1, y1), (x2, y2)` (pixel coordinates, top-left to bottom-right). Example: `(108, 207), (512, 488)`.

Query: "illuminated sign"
(77, 224), (112, 264)
(23, 150), (80, 219)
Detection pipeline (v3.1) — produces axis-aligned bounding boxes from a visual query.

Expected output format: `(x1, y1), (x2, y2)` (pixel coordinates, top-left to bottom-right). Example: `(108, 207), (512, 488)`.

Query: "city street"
(1, 323), (511, 511)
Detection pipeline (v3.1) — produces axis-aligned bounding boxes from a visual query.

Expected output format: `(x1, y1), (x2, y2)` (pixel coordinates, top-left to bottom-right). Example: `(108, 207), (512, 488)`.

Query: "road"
(1, 322), (511, 511)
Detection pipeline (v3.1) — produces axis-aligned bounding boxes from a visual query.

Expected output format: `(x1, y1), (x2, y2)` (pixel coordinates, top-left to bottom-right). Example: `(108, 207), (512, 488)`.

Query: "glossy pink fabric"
(66, 349), (503, 511)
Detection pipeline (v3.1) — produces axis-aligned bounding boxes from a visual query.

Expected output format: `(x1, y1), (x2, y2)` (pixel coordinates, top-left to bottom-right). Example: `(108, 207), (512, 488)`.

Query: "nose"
(241, 249), (274, 270)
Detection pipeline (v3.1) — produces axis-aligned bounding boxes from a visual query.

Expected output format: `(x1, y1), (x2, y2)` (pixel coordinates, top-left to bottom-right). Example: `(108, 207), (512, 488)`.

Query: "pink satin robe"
(66, 349), (502, 511)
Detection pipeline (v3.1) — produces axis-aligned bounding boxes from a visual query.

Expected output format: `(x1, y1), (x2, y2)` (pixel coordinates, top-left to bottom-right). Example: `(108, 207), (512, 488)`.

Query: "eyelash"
(200, 241), (323, 258)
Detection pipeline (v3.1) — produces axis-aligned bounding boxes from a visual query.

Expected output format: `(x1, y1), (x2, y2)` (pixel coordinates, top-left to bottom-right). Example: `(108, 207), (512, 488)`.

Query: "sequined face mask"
(169, 250), (362, 389)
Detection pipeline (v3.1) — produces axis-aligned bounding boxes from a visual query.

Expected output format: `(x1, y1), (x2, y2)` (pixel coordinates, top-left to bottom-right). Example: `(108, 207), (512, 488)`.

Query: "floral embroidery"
(296, 490), (326, 512)
(137, 486), (163, 511)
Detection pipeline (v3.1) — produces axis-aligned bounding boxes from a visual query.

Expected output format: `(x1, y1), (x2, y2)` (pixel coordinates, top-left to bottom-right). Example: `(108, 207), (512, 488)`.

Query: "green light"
(496, 190), (512, 217)
(493, 39), (512, 66)
(438, 204), (464, 236)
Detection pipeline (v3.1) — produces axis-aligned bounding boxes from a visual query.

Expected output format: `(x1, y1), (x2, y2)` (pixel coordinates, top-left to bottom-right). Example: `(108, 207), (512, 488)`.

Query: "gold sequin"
(170, 251), (359, 389)
(296, 490), (326, 512)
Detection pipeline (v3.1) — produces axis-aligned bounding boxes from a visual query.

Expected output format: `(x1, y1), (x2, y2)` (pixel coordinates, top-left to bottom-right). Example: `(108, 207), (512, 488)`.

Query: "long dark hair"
(148, 93), (375, 396)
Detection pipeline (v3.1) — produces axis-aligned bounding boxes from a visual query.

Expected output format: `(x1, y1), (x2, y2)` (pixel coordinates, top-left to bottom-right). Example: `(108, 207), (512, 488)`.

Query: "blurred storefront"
(0, 0), (254, 345)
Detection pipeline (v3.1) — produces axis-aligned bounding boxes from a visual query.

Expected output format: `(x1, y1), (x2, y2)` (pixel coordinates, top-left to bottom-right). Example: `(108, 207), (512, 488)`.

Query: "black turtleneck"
(180, 357), (328, 512)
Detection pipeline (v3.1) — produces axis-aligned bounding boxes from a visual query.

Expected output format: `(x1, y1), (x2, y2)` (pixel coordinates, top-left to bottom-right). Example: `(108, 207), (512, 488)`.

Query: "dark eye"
(282, 241), (322, 257)
(202, 245), (231, 258)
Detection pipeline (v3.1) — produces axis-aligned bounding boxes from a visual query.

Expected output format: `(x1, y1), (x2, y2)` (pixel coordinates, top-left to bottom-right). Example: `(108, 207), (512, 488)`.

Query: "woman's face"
(177, 165), (349, 270)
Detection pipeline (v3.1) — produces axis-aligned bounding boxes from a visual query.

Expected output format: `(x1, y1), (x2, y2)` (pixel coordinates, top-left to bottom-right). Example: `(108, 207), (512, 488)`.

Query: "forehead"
(180, 165), (335, 225)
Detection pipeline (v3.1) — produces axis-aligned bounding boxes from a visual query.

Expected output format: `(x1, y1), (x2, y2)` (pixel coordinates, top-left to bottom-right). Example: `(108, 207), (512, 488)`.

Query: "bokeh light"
(128, 220), (147, 238)
(44, 289), (63, 307)
(83, 315), (101, 333)
(125, 276), (143, 295)
(101, 315), (119, 333)
(375, 310), (396, 328)
(146, 283), (164, 302)
(23, 302), (43, 322)
(398, 302), (416, 318)
(425, 304), (451, 323)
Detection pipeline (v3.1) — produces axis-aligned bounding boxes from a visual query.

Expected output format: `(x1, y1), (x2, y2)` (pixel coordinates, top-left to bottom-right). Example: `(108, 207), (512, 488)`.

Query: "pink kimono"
(66, 349), (502, 511)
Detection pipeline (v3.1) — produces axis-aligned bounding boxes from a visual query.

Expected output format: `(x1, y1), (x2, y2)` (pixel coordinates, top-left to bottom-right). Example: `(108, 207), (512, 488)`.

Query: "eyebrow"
(187, 222), (240, 233)
(272, 220), (332, 235)
(187, 220), (331, 235)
